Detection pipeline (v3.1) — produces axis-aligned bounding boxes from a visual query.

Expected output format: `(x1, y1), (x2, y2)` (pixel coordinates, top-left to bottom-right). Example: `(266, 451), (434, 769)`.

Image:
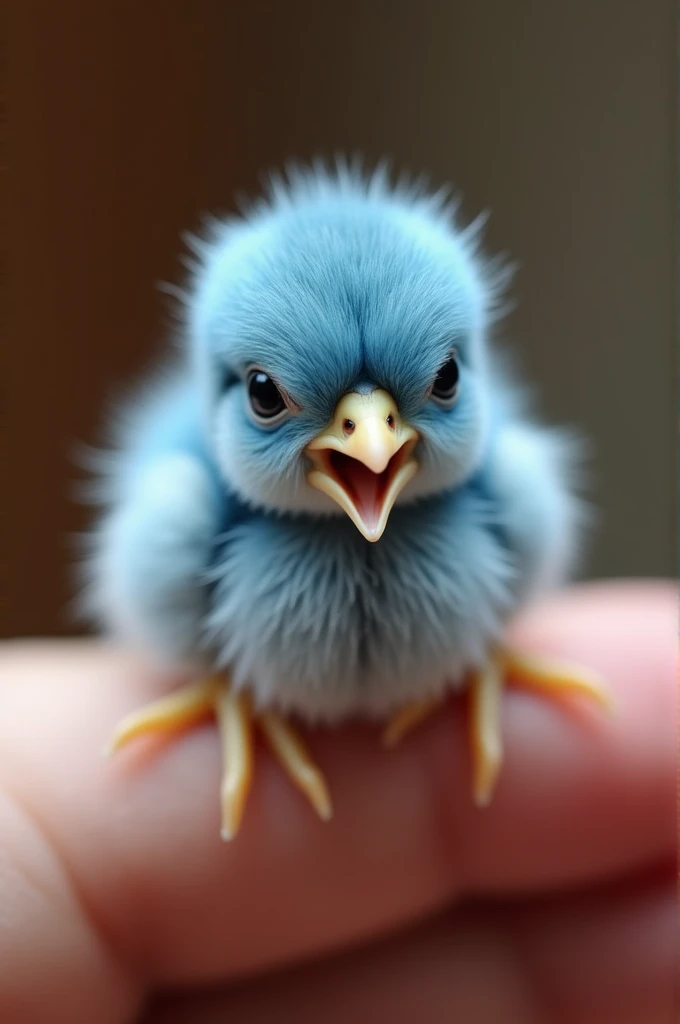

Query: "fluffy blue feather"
(84, 162), (583, 720)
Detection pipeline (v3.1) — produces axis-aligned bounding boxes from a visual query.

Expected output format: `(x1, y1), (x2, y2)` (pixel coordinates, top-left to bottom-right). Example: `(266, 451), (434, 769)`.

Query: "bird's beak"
(305, 389), (419, 542)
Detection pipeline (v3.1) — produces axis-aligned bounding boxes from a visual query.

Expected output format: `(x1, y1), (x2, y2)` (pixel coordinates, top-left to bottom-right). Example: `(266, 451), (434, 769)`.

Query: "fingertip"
(0, 582), (674, 988)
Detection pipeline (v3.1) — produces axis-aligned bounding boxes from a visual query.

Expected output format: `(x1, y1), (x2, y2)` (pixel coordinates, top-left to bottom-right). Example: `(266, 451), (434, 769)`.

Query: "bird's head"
(187, 163), (507, 541)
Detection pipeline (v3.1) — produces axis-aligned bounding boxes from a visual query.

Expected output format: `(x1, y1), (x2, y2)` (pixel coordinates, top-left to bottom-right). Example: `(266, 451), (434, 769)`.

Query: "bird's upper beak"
(305, 389), (419, 542)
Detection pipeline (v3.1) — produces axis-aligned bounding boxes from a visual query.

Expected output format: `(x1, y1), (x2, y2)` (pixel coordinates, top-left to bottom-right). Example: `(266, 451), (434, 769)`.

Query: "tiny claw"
(220, 782), (248, 841)
(103, 677), (220, 757)
(472, 742), (503, 808)
(217, 688), (254, 842)
(258, 712), (333, 822)
(382, 698), (441, 748)
(300, 767), (333, 822)
(469, 658), (504, 809)
(502, 650), (614, 713)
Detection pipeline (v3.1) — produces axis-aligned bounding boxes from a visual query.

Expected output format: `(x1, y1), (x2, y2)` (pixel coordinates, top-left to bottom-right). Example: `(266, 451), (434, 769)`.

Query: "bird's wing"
(479, 417), (586, 603)
(81, 366), (232, 668)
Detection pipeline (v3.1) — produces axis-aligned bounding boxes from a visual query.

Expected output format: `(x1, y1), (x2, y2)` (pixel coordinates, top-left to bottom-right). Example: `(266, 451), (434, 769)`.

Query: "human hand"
(0, 582), (675, 1023)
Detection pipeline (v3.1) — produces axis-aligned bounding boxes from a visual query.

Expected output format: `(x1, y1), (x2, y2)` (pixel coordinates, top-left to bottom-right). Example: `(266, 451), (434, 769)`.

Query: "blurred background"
(5, 0), (676, 638)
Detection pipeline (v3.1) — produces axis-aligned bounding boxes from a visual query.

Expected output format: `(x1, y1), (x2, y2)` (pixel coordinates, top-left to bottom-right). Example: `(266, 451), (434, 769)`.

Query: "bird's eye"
(246, 368), (290, 426)
(430, 350), (461, 407)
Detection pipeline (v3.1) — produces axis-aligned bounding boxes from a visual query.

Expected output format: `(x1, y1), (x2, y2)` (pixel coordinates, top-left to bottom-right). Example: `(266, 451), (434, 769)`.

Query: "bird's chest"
(206, 494), (515, 722)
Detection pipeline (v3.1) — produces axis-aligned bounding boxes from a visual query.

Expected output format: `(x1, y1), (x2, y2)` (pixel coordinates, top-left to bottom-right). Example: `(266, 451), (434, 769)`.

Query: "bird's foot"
(104, 676), (332, 840)
(382, 648), (612, 807)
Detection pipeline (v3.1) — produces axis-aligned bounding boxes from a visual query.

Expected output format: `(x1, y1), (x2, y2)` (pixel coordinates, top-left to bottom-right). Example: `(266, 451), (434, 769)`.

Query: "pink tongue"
(348, 461), (383, 529)
(330, 452), (386, 530)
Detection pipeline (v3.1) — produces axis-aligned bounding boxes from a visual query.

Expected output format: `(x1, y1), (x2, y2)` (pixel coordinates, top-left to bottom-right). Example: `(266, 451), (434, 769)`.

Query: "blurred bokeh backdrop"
(5, 1), (676, 637)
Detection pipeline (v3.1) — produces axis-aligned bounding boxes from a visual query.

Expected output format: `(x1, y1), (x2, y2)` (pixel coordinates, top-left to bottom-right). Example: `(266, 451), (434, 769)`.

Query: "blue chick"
(89, 163), (609, 839)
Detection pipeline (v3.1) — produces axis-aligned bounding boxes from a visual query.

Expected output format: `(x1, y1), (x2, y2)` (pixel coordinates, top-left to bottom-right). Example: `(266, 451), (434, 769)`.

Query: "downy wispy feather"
(82, 159), (584, 722)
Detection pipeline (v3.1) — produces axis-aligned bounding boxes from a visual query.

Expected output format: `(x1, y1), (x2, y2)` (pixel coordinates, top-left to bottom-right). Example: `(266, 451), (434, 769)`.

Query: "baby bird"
(88, 162), (609, 839)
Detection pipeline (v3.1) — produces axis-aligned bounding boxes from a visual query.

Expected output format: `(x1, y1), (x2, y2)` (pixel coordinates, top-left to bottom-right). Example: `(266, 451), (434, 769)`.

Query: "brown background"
(5, 1), (676, 638)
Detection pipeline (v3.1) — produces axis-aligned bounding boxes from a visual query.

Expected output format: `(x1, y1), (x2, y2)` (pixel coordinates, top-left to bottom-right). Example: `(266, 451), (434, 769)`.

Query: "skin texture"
(0, 581), (676, 1023)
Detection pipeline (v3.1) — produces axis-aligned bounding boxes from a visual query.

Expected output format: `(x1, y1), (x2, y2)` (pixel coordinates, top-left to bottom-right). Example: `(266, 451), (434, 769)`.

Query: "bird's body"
(89, 366), (577, 725)
(209, 486), (512, 721)
(88, 163), (603, 837)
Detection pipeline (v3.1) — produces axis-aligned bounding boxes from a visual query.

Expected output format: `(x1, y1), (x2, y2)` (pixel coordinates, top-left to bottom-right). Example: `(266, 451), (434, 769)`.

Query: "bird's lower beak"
(305, 389), (419, 542)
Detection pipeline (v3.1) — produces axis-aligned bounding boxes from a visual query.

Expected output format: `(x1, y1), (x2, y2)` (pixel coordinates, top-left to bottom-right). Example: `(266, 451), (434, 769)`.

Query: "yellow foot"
(104, 676), (332, 840)
(383, 649), (611, 809)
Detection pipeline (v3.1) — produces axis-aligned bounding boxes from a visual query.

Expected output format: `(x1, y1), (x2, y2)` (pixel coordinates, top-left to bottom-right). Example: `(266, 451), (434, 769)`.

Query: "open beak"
(305, 389), (419, 542)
